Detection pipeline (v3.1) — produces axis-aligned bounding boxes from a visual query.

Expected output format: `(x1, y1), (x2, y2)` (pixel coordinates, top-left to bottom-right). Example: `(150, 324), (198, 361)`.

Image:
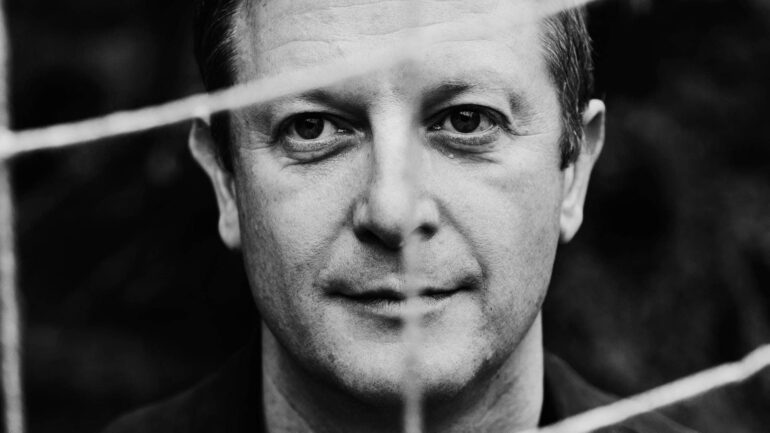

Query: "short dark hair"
(193, 1), (594, 170)
(541, 10), (595, 169)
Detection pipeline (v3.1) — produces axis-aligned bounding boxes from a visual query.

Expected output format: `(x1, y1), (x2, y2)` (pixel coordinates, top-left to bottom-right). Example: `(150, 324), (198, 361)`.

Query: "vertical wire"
(0, 168), (20, 433)
(402, 232), (424, 433)
(0, 0), (23, 431)
(401, 1), (426, 432)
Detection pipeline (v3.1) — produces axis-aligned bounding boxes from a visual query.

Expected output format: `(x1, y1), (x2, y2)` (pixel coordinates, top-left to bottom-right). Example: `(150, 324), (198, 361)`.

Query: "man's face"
(201, 0), (596, 401)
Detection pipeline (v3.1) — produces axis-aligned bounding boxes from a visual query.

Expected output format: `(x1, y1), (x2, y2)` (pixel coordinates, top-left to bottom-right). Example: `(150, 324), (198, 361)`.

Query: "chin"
(318, 336), (495, 406)
(419, 342), (500, 402)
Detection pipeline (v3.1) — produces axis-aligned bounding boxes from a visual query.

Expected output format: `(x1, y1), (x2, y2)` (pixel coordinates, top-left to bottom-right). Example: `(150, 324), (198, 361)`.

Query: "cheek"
(231, 149), (363, 308)
(439, 142), (563, 325)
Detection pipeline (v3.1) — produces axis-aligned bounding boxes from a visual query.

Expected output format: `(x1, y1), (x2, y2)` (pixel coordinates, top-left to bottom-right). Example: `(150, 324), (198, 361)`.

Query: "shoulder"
(543, 353), (699, 433)
(101, 341), (263, 433)
(102, 385), (200, 433)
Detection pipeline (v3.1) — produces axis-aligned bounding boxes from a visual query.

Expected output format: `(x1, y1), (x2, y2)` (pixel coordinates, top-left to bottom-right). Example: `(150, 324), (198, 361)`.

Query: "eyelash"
(429, 105), (503, 129)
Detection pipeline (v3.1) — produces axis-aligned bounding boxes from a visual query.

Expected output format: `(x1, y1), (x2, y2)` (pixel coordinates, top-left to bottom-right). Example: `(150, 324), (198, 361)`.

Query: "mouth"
(338, 287), (463, 305)
(328, 281), (473, 319)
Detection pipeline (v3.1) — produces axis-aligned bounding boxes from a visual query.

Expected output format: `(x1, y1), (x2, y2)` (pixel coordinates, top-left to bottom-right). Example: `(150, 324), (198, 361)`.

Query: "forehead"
(231, 0), (553, 98)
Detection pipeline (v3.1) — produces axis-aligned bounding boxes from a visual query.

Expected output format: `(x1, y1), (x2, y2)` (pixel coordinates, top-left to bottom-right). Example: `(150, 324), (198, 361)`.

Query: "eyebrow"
(288, 89), (348, 106)
(249, 79), (534, 126)
(421, 81), (532, 118)
(271, 88), (363, 115)
(242, 88), (361, 129)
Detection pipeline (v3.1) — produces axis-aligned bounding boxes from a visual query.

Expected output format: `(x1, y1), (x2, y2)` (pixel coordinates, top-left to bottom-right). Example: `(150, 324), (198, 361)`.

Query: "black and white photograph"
(1, 0), (769, 432)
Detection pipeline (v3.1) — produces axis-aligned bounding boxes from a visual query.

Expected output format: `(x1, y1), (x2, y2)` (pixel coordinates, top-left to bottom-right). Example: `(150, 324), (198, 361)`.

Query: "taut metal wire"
(521, 344), (770, 433)
(0, 0), (24, 430)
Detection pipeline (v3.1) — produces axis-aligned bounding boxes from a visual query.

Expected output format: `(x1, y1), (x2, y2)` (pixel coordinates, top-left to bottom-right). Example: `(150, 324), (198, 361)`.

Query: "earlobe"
(189, 119), (242, 249)
(559, 99), (605, 243)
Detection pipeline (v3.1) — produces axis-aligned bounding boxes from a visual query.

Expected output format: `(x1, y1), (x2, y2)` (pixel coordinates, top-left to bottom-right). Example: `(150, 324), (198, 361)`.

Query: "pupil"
(450, 110), (481, 133)
(295, 117), (324, 139)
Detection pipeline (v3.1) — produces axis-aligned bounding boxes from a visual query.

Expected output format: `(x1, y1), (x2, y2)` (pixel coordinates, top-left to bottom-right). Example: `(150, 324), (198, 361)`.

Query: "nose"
(352, 125), (439, 251)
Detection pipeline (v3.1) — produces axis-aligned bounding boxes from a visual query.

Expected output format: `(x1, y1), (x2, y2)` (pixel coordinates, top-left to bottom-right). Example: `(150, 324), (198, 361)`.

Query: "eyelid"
(426, 104), (512, 133)
(270, 111), (363, 163)
(273, 112), (355, 142)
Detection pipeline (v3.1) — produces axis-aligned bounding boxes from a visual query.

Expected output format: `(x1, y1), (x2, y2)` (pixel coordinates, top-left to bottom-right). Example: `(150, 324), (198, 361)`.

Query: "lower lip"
(336, 291), (462, 320)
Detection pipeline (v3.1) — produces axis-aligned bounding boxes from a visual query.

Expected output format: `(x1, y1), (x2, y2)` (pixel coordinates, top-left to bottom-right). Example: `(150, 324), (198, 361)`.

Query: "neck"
(262, 315), (544, 433)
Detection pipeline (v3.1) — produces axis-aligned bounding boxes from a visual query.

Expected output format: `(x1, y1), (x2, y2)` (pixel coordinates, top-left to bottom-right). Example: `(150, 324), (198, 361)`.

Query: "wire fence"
(1, 1), (769, 433)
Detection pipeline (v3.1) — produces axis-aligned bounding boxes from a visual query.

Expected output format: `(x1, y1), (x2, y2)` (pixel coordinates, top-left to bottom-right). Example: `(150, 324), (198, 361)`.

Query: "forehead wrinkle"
(231, 0), (554, 101)
(237, 0), (511, 57)
(254, 0), (493, 23)
(245, 24), (532, 80)
(254, 17), (471, 56)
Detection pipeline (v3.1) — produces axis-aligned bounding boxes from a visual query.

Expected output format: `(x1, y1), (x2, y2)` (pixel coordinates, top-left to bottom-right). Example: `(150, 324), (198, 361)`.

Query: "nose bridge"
(368, 69), (424, 189)
(371, 110), (418, 207)
(353, 106), (437, 249)
(370, 110), (421, 234)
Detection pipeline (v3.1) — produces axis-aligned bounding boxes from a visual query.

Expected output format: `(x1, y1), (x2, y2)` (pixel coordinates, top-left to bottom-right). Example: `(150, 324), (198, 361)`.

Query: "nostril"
(353, 224), (404, 250)
(352, 188), (440, 250)
(353, 221), (436, 251)
(352, 195), (409, 250)
(416, 222), (437, 239)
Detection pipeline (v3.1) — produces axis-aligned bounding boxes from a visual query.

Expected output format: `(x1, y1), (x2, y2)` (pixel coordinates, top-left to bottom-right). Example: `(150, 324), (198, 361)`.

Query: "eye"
(276, 113), (358, 161)
(430, 106), (497, 134)
(286, 114), (346, 140)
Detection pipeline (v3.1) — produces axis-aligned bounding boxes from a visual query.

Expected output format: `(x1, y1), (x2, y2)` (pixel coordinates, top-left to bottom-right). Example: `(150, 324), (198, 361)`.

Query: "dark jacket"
(104, 342), (696, 433)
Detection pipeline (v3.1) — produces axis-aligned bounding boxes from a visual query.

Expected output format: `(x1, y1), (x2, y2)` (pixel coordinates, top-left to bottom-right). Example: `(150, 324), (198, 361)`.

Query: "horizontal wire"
(0, 46), (412, 158)
(0, 0), (592, 160)
(519, 343), (770, 433)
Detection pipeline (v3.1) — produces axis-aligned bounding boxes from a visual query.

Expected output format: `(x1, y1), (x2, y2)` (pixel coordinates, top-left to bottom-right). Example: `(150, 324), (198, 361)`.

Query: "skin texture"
(190, 1), (605, 431)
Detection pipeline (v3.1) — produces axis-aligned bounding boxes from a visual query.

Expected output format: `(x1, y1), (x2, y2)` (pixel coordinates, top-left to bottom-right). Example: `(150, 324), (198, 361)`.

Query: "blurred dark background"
(5, 0), (769, 432)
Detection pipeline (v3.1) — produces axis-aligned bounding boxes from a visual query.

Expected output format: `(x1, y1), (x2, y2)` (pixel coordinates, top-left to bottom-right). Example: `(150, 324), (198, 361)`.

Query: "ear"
(559, 99), (605, 243)
(189, 119), (241, 249)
